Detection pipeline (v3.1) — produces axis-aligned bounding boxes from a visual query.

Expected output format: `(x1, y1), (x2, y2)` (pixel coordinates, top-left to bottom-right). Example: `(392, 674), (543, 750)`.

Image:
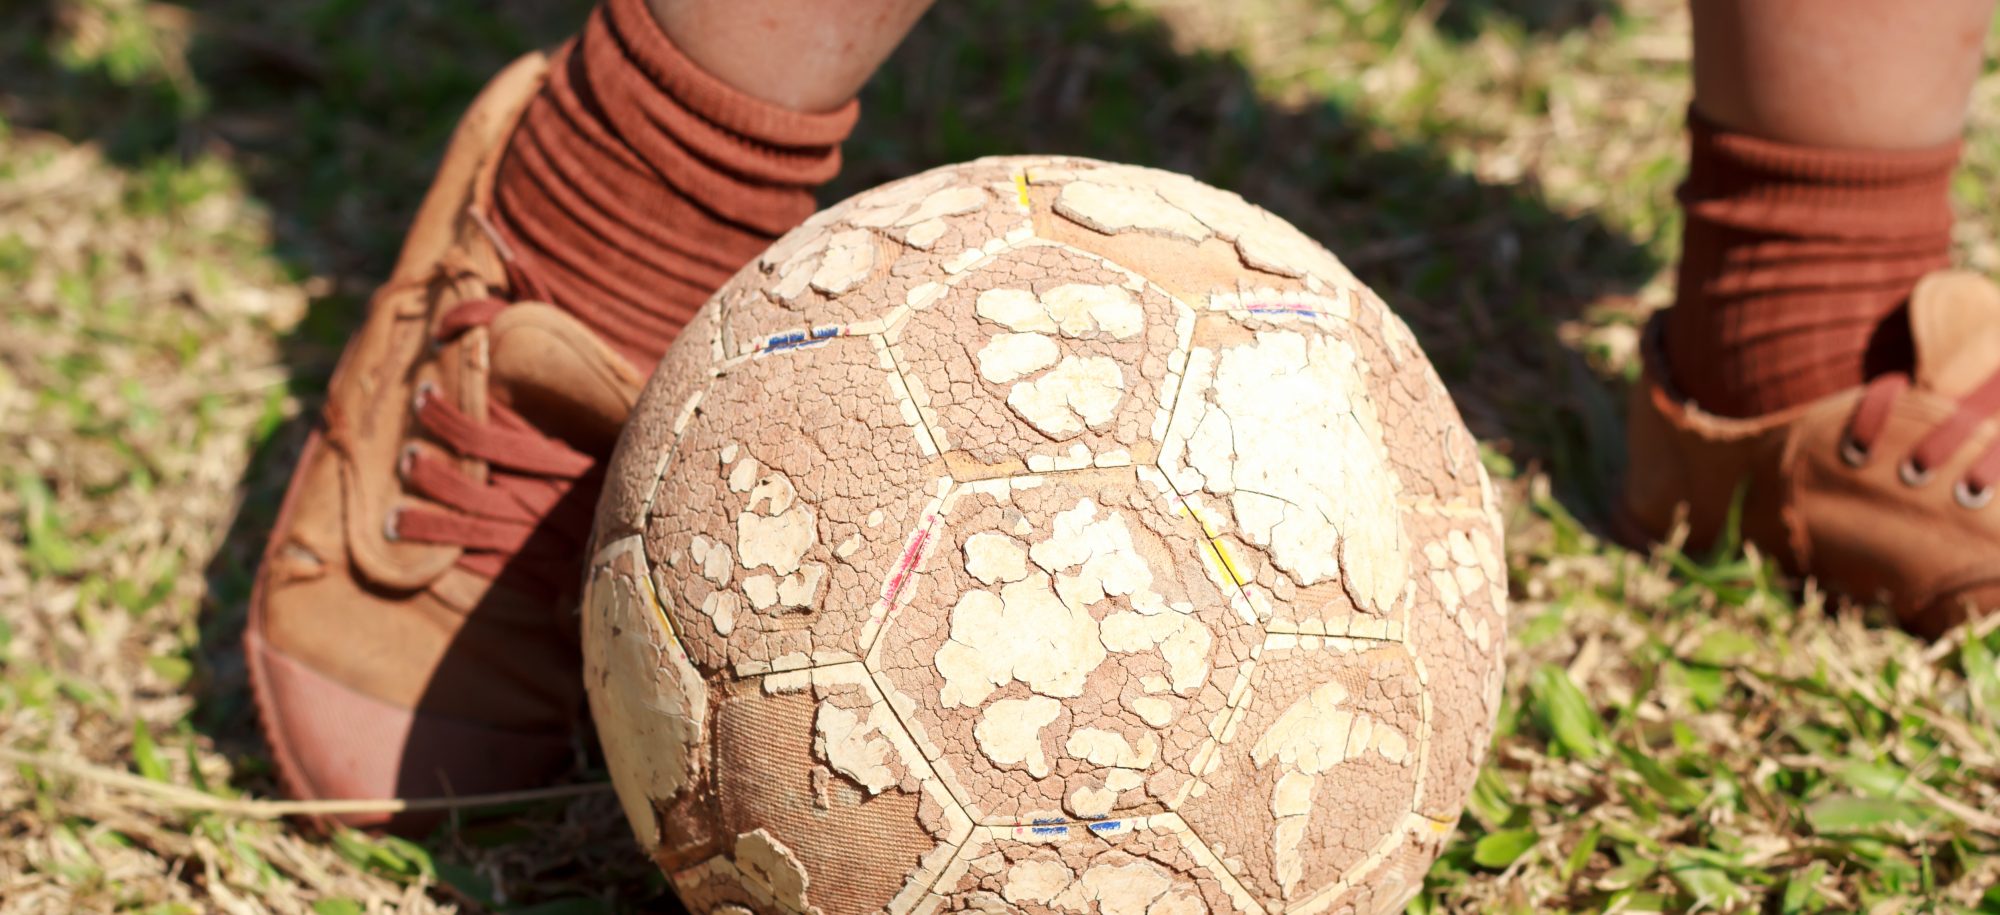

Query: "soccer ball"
(583, 156), (1506, 915)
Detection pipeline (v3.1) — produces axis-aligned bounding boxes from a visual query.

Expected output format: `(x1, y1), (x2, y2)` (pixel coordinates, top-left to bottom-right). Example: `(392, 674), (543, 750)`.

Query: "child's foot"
(1622, 270), (2000, 635)
(1619, 112), (1998, 635)
(244, 54), (645, 831)
(247, 0), (854, 832)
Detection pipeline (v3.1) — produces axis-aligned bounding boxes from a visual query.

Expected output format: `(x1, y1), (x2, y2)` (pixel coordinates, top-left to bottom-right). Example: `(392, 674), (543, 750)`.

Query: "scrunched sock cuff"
(1664, 109), (1959, 418)
(491, 0), (857, 369)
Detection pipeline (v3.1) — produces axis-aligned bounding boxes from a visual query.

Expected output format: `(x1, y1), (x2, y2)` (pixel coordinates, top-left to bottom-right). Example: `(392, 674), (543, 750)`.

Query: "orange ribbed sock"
(491, 0), (857, 369)
(1665, 111), (1960, 418)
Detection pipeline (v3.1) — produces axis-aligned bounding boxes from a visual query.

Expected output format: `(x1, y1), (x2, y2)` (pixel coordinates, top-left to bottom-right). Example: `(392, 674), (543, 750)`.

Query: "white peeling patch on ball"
(1251, 680), (1411, 897)
(1162, 329), (1408, 613)
(973, 695), (1063, 778)
(809, 229), (877, 297)
(582, 539), (708, 851)
(934, 575), (1105, 707)
(1055, 180), (1211, 242)
(734, 828), (818, 914)
(813, 701), (899, 795)
(975, 333), (1061, 384)
(1005, 354), (1127, 438)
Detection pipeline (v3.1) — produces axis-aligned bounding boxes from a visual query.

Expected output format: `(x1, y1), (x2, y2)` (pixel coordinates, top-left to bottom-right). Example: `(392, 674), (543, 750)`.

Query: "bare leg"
(1625, 1), (2000, 633)
(648, 0), (938, 112)
(1662, 0), (1988, 417)
(1691, 0), (1993, 149)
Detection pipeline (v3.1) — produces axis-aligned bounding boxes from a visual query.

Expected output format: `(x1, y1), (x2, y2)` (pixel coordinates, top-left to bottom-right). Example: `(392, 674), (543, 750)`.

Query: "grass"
(2, 0), (1999, 911)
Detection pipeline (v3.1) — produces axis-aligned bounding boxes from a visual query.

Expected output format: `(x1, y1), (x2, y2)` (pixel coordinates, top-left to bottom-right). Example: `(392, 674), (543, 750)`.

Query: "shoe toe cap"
(249, 633), (574, 834)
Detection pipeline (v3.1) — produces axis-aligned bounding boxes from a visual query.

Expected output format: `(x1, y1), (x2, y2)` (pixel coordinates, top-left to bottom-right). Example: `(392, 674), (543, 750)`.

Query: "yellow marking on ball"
(1178, 502), (1246, 588)
(638, 567), (686, 647)
(1013, 172), (1031, 209)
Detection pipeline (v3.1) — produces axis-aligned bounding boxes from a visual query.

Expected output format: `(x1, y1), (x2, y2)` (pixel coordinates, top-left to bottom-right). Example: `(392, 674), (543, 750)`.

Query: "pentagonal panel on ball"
(866, 470), (1260, 826)
(1177, 636), (1425, 907)
(887, 244), (1192, 477)
(1157, 314), (1414, 641)
(643, 337), (943, 677)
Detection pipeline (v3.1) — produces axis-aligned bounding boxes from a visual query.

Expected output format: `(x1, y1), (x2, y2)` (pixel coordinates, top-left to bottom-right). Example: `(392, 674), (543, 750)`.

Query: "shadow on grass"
(1432, 0), (1621, 38)
(3, 0), (1655, 907)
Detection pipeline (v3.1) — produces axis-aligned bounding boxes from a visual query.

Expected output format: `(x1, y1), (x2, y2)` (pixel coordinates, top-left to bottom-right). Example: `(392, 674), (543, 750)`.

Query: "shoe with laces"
(245, 52), (646, 830)
(1620, 269), (2000, 636)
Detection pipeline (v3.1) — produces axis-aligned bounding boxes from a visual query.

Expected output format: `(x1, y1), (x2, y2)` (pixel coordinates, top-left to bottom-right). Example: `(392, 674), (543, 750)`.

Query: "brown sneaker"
(1620, 269), (2000, 636)
(244, 52), (645, 830)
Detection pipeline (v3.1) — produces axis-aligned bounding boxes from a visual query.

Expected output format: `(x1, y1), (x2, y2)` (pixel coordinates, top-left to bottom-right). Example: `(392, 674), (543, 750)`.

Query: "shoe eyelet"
(411, 381), (437, 414)
(1955, 480), (1994, 510)
(383, 506), (402, 542)
(1898, 459), (1934, 488)
(397, 443), (420, 480)
(1838, 435), (1870, 468)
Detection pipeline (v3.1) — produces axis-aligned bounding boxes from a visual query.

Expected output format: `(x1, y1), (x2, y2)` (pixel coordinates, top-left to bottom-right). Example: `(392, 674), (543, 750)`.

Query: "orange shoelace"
(1842, 368), (2000, 509)
(385, 296), (601, 596)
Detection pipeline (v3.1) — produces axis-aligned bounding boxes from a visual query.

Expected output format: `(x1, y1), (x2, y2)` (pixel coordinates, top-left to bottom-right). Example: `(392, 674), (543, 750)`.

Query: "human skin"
(645, 0), (940, 112)
(1691, 0), (1995, 149)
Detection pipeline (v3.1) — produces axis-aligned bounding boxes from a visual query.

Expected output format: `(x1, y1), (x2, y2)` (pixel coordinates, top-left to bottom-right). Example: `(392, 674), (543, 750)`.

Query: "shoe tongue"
(1912, 270), (2000, 398)
(485, 303), (644, 456)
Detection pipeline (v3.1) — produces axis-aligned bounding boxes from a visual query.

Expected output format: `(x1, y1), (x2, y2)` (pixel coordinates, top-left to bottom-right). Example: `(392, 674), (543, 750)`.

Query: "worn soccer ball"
(583, 156), (1506, 915)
